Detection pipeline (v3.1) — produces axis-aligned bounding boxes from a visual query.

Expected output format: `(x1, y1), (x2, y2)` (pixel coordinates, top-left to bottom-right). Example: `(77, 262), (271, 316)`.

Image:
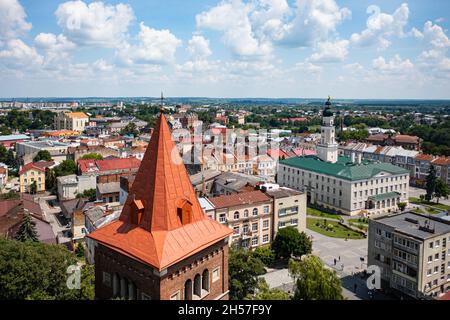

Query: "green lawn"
(409, 197), (450, 211)
(307, 218), (365, 240)
(307, 207), (341, 220)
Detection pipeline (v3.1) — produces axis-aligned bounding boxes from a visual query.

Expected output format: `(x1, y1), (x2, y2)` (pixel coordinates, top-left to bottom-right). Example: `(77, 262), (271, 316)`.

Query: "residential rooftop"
(279, 155), (409, 181)
(374, 212), (450, 240)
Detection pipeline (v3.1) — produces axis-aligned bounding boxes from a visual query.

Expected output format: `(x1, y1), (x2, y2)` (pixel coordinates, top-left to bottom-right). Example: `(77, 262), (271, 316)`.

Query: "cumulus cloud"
(0, 0), (32, 41)
(34, 33), (76, 64)
(116, 22), (181, 65)
(295, 61), (323, 74)
(187, 35), (212, 60)
(372, 54), (413, 74)
(196, 0), (273, 58)
(0, 39), (43, 69)
(309, 39), (349, 63)
(412, 21), (450, 48)
(350, 3), (409, 50)
(279, 0), (351, 47)
(55, 1), (134, 47)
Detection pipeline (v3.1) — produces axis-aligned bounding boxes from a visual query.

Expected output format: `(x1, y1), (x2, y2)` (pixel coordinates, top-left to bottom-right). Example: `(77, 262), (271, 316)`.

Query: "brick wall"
(94, 239), (229, 300)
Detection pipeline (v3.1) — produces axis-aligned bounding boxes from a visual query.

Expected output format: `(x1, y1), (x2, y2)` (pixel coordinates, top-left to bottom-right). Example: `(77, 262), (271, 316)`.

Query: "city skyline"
(0, 0), (450, 99)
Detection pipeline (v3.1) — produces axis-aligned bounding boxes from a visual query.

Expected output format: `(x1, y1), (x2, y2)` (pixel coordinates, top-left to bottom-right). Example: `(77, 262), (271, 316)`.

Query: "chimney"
(351, 152), (356, 163)
(357, 153), (362, 164)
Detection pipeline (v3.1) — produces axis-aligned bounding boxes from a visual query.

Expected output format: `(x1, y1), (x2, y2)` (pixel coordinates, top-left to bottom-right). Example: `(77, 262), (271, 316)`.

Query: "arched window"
(202, 269), (210, 292)
(234, 211), (239, 220)
(244, 209), (249, 218)
(184, 279), (193, 300)
(252, 208), (258, 216)
(194, 274), (202, 297)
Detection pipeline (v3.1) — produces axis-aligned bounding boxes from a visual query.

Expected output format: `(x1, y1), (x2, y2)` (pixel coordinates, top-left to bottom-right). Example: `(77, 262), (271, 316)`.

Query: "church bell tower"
(316, 96), (338, 163)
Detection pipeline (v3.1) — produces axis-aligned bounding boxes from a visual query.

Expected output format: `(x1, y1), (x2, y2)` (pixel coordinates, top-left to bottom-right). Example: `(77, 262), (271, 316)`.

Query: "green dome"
(323, 107), (333, 117)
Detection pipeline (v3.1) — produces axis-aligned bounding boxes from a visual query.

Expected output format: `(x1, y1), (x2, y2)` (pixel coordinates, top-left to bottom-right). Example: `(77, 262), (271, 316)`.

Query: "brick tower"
(87, 111), (233, 300)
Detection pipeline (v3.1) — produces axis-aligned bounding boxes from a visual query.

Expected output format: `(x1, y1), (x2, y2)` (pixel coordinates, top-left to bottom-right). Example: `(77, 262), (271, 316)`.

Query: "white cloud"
(196, 0), (273, 58)
(295, 61), (323, 74)
(372, 54), (413, 74)
(116, 22), (181, 65)
(35, 33), (76, 63)
(279, 0), (351, 47)
(187, 35), (212, 60)
(0, 39), (43, 69)
(413, 21), (450, 48)
(350, 3), (409, 50)
(93, 59), (113, 72)
(55, 1), (134, 47)
(309, 39), (349, 63)
(0, 0), (31, 40)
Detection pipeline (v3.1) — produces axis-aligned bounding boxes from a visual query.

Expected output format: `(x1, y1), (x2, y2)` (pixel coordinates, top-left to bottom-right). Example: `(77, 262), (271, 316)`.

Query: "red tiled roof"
(78, 157), (141, 173)
(267, 149), (289, 159)
(19, 161), (54, 175)
(415, 154), (434, 161)
(87, 112), (232, 271)
(208, 190), (271, 209)
(394, 134), (420, 143)
(432, 157), (450, 166)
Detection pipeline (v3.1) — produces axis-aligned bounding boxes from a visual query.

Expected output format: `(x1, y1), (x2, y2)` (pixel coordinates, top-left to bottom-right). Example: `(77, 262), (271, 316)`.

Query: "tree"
(29, 181), (37, 195)
(79, 153), (103, 160)
(228, 247), (265, 300)
(120, 122), (139, 136)
(76, 188), (97, 201)
(272, 227), (312, 259)
(245, 279), (290, 300)
(75, 243), (85, 258)
(434, 179), (449, 204)
(33, 150), (52, 162)
(397, 202), (407, 212)
(425, 165), (437, 201)
(0, 238), (93, 299)
(289, 255), (343, 300)
(45, 168), (57, 193)
(54, 160), (77, 177)
(253, 246), (275, 266)
(14, 214), (39, 242)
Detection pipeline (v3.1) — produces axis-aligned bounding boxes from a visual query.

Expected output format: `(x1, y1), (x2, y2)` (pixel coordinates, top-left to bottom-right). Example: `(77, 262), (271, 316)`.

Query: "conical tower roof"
(87, 112), (232, 271)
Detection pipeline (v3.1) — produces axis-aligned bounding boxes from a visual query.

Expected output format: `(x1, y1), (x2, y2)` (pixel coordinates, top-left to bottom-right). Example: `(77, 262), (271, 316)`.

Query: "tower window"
(177, 199), (193, 226)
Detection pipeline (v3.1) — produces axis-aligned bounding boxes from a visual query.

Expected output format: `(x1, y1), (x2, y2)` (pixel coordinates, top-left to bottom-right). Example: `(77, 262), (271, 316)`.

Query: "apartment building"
(368, 212), (450, 299)
(208, 190), (273, 249)
(16, 140), (70, 164)
(263, 185), (307, 237)
(54, 112), (89, 132)
(19, 161), (54, 193)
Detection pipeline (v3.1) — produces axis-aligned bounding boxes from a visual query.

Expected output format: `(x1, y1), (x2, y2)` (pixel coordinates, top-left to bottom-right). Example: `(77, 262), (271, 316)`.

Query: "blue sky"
(0, 0), (449, 98)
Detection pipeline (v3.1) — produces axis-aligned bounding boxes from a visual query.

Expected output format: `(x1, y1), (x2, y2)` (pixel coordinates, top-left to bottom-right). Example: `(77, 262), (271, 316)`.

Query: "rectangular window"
(263, 220), (269, 229)
(262, 234), (269, 243)
(252, 237), (258, 246)
(102, 272), (111, 287)
(212, 267), (220, 283)
(252, 223), (258, 232)
(263, 206), (269, 214)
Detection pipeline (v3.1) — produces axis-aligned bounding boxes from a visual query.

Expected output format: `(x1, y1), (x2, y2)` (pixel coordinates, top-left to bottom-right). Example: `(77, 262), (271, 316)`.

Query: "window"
(252, 208), (258, 216)
(263, 206), (269, 214)
(278, 221), (286, 228)
(252, 223), (258, 232)
(212, 267), (220, 283)
(244, 209), (249, 218)
(252, 237), (258, 246)
(243, 224), (249, 233)
(262, 234), (269, 243)
(428, 255), (432, 263)
(219, 214), (226, 223)
(291, 219), (298, 226)
(429, 242), (433, 249)
(263, 220), (269, 230)
(233, 226), (240, 235)
(427, 269), (432, 276)
(234, 211), (240, 220)
(102, 272), (111, 287)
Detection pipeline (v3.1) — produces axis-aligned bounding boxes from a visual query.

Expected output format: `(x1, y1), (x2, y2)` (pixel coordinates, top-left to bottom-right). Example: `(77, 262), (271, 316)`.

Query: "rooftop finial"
(326, 95), (332, 105)
(160, 91), (165, 114)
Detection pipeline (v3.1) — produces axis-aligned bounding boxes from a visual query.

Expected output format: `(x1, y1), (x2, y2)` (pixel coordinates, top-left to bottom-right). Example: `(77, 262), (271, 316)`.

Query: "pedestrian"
(338, 256), (340, 261)
(334, 258), (337, 265)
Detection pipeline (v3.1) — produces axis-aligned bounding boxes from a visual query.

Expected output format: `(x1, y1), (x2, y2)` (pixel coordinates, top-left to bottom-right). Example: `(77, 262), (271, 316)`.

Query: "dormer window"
(131, 199), (144, 224)
(177, 199), (193, 226)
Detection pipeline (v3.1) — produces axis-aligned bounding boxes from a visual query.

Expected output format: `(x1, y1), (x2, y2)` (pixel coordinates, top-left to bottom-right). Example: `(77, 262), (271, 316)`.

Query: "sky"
(0, 0), (450, 99)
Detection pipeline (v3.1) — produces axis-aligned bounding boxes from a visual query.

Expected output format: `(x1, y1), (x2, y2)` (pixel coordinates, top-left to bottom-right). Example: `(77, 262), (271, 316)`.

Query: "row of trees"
(425, 166), (449, 203)
(0, 110), (55, 134)
(229, 227), (343, 300)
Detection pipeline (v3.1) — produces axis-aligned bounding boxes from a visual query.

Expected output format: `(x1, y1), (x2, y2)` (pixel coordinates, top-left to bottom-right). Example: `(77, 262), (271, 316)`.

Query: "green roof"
(369, 192), (401, 202)
(280, 156), (409, 181)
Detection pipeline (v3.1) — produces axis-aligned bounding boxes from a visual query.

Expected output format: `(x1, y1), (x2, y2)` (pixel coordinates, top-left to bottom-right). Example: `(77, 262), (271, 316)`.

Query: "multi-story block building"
(19, 161), (54, 193)
(209, 190), (273, 249)
(16, 140), (70, 164)
(278, 98), (410, 216)
(368, 212), (450, 299)
(54, 112), (89, 132)
(263, 184), (306, 237)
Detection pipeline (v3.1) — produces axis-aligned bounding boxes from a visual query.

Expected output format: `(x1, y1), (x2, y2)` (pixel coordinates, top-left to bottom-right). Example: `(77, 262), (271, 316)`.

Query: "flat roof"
(280, 155), (409, 181)
(374, 212), (450, 240)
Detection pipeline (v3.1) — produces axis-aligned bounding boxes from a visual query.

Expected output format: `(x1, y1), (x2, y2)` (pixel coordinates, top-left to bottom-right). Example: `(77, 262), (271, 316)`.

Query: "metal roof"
(280, 155), (409, 181)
